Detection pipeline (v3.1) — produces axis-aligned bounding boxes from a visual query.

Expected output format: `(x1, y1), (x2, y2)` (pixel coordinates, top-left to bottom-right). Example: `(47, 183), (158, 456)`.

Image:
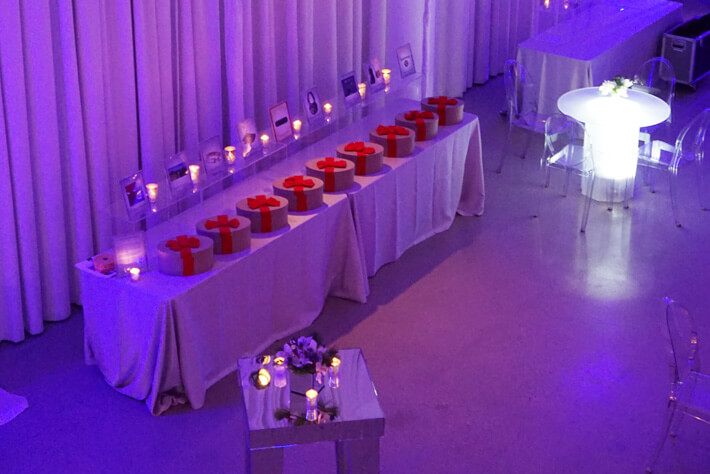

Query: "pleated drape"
(0, 0), (539, 344)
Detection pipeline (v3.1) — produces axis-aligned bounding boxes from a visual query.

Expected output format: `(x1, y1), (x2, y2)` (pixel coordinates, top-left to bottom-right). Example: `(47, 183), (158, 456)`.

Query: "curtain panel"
(0, 0), (536, 344)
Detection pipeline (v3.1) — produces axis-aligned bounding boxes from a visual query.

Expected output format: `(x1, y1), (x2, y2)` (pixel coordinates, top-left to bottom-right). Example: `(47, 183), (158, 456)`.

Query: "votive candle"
(358, 83), (367, 99)
(292, 119), (302, 134)
(256, 368), (271, 388)
(260, 134), (270, 148)
(323, 102), (333, 115)
(189, 165), (200, 183)
(129, 267), (140, 281)
(224, 146), (237, 165)
(382, 68), (391, 85)
(329, 356), (341, 388)
(305, 389), (318, 421)
(146, 183), (158, 203)
(274, 356), (287, 388)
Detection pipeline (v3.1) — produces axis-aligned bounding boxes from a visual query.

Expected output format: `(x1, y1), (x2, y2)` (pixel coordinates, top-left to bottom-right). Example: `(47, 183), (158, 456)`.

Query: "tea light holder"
(292, 119), (302, 137)
(329, 356), (341, 388)
(274, 356), (287, 388)
(129, 267), (141, 281)
(358, 83), (367, 100)
(323, 102), (333, 122)
(146, 183), (158, 203)
(382, 68), (391, 85)
(224, 146), (237, 165)
(305, 388), (318, 421)
(189, 165), (200, 187)
(251, 368), (271, 389)
(260, 134), (270, 151)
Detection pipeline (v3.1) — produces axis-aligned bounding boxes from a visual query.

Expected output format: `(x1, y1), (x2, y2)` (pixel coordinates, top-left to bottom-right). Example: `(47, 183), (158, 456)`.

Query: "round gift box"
(368, 126), (415, 157)
(236, 195), (289, 233)
(305, 157), (355, 192)
(157, 235), (214, 276)
(196, 215), (251, 254)
(421, 97), (464, 126)
(336, 142), (384, 175)
(273, 176), (324, 212)
(395, 111), (439, 141)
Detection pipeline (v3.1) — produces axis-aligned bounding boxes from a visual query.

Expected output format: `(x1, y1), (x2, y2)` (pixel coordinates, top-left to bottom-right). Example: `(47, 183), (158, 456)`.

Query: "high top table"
(517, 0), (682, 116)
(557, 87), (670, 202)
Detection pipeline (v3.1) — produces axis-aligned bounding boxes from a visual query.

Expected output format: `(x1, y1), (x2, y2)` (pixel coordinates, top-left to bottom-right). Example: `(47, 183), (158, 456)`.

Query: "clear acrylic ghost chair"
(496, 60), (547, 174)
(637, 108), (710, 227)
(634, 57), (676, 152)
(533, 114), (596, 232)
(647, 298), (710, 472)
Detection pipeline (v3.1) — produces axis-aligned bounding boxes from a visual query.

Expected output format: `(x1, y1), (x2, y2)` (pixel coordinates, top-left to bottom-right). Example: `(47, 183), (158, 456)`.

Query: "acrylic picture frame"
(302, 87), (324, 124)
(113, 231), (148, 277)
(340, 71), (360, 108)
(119, 171), (149, 219)
(365, 58), (386, 92)
(199, 135), (225, 176)
(237, 118), (258, 157)
(269, 101), (294, 143)
(397, 43), (416, 78)
(164, 151), (193, 196)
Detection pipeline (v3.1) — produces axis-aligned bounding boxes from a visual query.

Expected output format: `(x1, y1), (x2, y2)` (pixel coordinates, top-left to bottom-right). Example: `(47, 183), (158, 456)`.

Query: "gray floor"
(3, 16), (710, 474)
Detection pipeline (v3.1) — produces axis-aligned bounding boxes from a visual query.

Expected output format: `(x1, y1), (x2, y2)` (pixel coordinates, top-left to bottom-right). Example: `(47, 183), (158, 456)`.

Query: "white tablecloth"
(517, 0), (683, 116)
(76, 98), (484, 415)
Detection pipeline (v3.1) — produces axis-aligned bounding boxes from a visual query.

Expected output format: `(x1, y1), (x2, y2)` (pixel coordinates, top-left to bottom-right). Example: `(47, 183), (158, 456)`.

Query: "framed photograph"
(237, 118), (258, 156)
(365, 58), (385, 92)
(340, 71), (360, 108)
(113, 231), (148, 277)
(119, 171), (149, 218)
(269, 101), (293, 143)
(164, 151), (192, 195)
(302, 87), (324, 124)
(199, 135), (224, 176)
(397, 43), (416, 78)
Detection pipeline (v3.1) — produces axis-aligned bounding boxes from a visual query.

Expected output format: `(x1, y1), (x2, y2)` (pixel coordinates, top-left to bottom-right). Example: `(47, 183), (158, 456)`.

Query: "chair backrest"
(503, 60), (537, 120)
(633, 57), (676, 107)
(665, 298), (700, 384)
(671, 108), (710, 169)
(544, 114), (593, 170)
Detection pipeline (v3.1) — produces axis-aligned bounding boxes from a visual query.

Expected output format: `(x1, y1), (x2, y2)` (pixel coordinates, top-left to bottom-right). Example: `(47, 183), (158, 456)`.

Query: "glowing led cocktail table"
(557, 87), (670, 202)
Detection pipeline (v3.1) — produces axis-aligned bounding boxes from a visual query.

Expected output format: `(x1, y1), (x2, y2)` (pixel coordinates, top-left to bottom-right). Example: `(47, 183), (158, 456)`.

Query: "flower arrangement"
(599, 76), (633, 98)
(276, 335), (338, 384)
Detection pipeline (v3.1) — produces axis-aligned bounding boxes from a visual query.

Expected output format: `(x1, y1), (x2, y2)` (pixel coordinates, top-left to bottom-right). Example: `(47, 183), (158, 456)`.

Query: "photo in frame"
(237, 118), (258, 157)
(269, 101), (293, 143)
(340, 71), (360, 107)
(199, 135), (224, 176)
(164, 151), (193, 196)
(302, 87), (324, 124)
(397, 43), (416, 78)
(113, 231), (148, 277)
(119, 171), (149, 218)
(365, 58), (385, 92)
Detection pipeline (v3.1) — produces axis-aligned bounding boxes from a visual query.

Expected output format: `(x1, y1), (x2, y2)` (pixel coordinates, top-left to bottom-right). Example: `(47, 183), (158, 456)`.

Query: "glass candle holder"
(256, 368), (271, 388)
(382, 69), (391, 85)
(305, 388), (318, 421)
(129, 267), (141, 281)
(224, 146), (237, 165)
(260, 134), (270, 149)
(329, 356), (341, 388)
(292, 119), (302, 135)
(274, 356), (287, 388)
(358, 83), (367, 100)
(189, 165), (200, 184)
(323, 102), (333, 115)
(146, 183), (158, 203)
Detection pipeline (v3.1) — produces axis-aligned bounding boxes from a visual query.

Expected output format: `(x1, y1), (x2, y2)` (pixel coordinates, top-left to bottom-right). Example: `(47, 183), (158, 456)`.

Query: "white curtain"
(0, 0), (535, 344)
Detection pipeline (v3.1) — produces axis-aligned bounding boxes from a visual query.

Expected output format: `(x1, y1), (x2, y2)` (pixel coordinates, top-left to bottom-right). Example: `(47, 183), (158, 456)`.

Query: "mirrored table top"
(238, 348), (385, 449)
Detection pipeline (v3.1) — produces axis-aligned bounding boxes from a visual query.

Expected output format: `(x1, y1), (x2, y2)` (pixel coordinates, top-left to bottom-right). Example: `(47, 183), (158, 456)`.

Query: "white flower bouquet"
(599, 76), (633, 98)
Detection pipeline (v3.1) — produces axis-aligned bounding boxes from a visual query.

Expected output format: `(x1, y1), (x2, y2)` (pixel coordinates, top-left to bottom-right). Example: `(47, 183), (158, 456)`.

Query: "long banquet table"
(517, 0), (682, 116)
(76, 98), (484, 415)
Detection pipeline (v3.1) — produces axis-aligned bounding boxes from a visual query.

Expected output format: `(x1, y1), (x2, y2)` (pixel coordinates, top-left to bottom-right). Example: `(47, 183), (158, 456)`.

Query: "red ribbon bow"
(404, 110), (435, 141)
(205, 215), (239, 254)
(247, 195), (280, 232)
(428, 96), (457, 125)
(283, 176), (314, 211)
(376, 126), (409, 157)
(345, 142), (376, 175)
(317, 158), (347, 192)
(166, 235), (200, 276)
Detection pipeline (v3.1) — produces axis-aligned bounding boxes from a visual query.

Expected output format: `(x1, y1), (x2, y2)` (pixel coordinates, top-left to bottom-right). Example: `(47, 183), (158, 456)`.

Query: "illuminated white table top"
(557, 87), (670, 202)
